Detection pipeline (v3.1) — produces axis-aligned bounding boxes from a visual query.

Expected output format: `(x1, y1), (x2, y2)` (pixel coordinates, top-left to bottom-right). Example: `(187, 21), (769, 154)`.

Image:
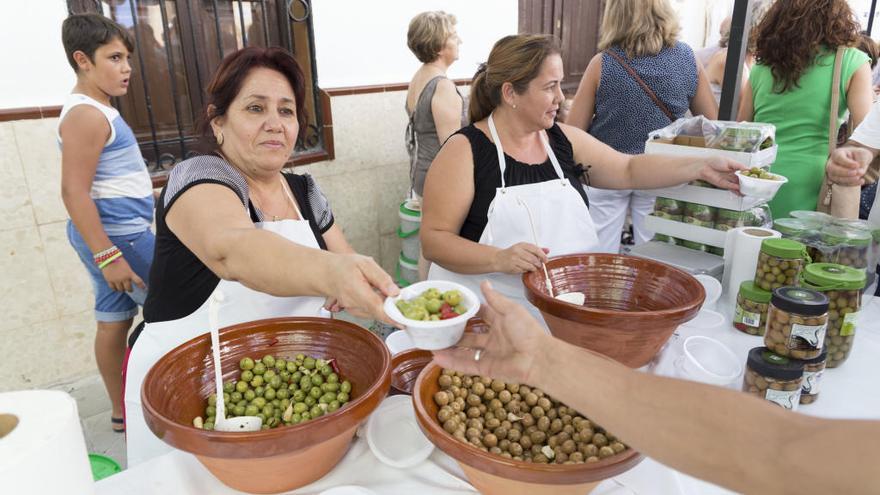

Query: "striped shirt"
(58, 94), (154, 236)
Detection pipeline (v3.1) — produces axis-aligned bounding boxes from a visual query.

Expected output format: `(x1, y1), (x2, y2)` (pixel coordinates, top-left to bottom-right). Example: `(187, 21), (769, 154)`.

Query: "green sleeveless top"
(749, 47), (868, 218)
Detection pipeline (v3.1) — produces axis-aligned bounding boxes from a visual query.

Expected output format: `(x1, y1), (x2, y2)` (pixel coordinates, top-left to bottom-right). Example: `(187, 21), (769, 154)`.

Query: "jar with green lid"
(753, 238), (809, 291)
(790, 210), (833, 226)
(734, 281), (772, 335)
(821, 225), (872, 270)
(830, 218), (880, 271)
(679, 239), (708, 252)
(654, 197), (683, 216)
(773, 218), (820, 242)
(742, 347), (804, 410)
(653, 233), (677, 244)
(682, 202), (716, 227)
(802, 263), (866, 368)
(713, 208), (765, 231)
(764, 287), (829, 360)
(799, 349), (828, 405)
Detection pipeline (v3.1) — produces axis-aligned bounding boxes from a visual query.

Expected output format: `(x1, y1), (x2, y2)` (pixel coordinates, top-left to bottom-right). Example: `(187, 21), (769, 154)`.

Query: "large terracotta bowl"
(413, 363), (643, 495)
(523, 254), (705, 368)
(142, 317), (391, 494)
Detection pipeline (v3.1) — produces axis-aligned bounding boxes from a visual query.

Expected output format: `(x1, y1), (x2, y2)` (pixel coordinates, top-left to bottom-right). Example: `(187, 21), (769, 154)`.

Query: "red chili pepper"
(327, 358), (340, 374)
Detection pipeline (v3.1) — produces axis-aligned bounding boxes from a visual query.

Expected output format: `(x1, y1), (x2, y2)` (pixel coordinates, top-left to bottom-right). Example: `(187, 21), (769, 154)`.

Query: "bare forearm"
(620, 154), (705, 190)
(422, 229), (499, 275)
(532, 337), (880, 494)
(62, 191), (113, 253)
(215, 228), (338, 298)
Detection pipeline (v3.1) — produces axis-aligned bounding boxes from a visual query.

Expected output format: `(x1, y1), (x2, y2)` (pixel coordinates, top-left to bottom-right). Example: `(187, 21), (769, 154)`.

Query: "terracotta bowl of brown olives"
(523, 254), (705, 368)
(413, 363), (643, 495)
(142, 317), (392, 494)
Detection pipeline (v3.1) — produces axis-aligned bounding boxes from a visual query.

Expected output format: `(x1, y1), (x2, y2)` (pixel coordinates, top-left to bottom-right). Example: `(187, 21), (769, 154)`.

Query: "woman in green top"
(738, 0), (872, 219)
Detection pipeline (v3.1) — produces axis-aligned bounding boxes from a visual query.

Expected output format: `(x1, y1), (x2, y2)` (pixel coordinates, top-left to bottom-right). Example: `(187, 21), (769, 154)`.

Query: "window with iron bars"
(67, 0), (332, 187)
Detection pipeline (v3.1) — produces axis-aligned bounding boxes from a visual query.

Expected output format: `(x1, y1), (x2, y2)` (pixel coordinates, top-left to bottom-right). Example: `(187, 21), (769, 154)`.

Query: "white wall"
(311, 0), (518, 88)
(673, 0), (735, 50)
(5, 0), (880, 109)
(0, 0), (74, 109)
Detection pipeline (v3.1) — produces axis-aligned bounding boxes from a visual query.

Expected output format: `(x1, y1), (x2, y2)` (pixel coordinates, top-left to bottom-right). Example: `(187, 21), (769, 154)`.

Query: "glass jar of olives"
(764, 287), (829, 360)
(799, 349), (827, 405)
(753, 238), (809, 291)
(679, 239), (709, 252)
(734, 281), (772, 335)
(821, 226), (872, 271)
(802, 263), (866, 368)
(830, 219), (880, 272)
(742, 347), (805, 410)
(790, 210), (833, 226)
(654, 197), (684, 217)
(683, 202), (716, 228)
(773, 218), (818, 243)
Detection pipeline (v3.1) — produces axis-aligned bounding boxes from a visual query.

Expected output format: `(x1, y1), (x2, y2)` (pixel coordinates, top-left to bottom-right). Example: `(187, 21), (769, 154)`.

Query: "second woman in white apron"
(422, 34), (745, 318)
(125, 47), (398, 466)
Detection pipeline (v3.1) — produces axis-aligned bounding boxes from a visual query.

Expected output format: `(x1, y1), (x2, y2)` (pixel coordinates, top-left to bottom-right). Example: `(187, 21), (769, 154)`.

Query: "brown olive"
(599, 446), (615, 458)
(434, 369), (628, 465)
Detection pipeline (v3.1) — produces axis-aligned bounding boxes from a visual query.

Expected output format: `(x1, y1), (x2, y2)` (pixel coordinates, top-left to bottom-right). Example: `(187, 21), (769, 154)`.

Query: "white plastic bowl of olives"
(384, 281), (480, 351)
(735, 168), (788, 200)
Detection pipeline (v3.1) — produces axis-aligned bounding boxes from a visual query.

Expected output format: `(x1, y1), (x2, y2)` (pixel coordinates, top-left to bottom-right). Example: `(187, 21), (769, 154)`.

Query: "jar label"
(736, 307), (761, 328)
(789, 323), (827, 350)
(802, 369), (824, 396)
(841, 312), (859, 337)
(764, 388), (801, 411)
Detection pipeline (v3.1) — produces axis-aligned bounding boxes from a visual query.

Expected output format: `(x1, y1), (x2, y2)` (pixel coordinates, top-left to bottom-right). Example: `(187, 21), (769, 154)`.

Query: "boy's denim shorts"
(66, 221), (155, 322)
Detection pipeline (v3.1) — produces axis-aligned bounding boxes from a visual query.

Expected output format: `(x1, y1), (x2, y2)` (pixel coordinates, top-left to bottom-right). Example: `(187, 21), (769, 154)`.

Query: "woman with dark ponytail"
(421, 34), (744, 320)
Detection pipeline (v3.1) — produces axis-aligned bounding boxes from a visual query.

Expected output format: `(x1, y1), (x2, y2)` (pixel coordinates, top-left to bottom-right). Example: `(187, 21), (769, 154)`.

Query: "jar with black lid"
(763, 287), (829, 360)
(742, 347), (805, 410)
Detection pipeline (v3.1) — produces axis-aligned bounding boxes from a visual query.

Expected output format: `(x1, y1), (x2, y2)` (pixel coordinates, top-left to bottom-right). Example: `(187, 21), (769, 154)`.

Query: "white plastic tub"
(384, 280), (480, 350)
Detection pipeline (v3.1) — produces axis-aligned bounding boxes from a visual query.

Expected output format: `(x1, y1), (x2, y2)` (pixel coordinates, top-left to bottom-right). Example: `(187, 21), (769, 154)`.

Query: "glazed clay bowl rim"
(523, 253), (705, 319)
(412, 362), (644, 484)
(142, 316), (392, 459)
(390, 349), (433, 395)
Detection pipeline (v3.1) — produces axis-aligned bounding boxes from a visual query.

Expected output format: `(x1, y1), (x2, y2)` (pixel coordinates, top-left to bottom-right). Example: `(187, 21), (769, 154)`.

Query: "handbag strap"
(604, 49), (675, 121)
(828, 46), (845, 154)
(822, 46), (846, 208)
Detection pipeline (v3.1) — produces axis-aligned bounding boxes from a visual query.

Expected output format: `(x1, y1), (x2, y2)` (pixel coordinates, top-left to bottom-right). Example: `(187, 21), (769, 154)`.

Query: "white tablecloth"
(96, 296), (880, 495)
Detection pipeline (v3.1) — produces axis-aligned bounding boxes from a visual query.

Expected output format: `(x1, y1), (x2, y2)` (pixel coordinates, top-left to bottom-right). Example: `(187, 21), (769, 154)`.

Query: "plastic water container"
(398, 200), (421, 262)
(399, 230), (420, 262)
(399, 200), (421, 235)
(397, 253), (418, 287)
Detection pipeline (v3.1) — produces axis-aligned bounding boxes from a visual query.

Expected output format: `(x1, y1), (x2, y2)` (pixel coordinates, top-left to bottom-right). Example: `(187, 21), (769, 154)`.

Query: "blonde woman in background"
(567, 0), (717, 254)
(405, 11), (466, 280)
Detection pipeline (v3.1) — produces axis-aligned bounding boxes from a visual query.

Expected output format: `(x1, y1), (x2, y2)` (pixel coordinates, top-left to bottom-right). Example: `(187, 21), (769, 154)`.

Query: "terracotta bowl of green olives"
(413, 363), (643, 495)
(735, 168), (787, 200)
(523, 254), (705, 368)
(141, 317), (392, 494)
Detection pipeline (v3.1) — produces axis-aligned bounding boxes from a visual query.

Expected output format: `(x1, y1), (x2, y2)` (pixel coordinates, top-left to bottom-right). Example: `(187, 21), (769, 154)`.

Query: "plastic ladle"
(516, 197), (586, 306)
(208, 290), (262, 432)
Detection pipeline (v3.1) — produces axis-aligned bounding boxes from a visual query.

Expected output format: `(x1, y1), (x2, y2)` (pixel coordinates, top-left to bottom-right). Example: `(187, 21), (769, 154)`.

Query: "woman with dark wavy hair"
(738, 0), (872, 218)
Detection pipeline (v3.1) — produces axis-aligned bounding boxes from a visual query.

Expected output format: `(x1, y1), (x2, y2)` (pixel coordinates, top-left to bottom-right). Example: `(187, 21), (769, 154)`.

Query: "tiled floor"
(52, 373), (127, 469)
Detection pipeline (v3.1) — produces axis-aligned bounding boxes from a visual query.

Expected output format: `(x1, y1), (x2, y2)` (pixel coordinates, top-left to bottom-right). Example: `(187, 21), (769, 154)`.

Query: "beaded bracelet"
(93, 245), (121, 265)
(98, 251), (123, 270)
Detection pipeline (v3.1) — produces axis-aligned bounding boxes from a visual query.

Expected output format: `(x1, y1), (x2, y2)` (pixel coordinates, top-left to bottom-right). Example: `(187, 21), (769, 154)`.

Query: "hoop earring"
(216, 131), (224, 146)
